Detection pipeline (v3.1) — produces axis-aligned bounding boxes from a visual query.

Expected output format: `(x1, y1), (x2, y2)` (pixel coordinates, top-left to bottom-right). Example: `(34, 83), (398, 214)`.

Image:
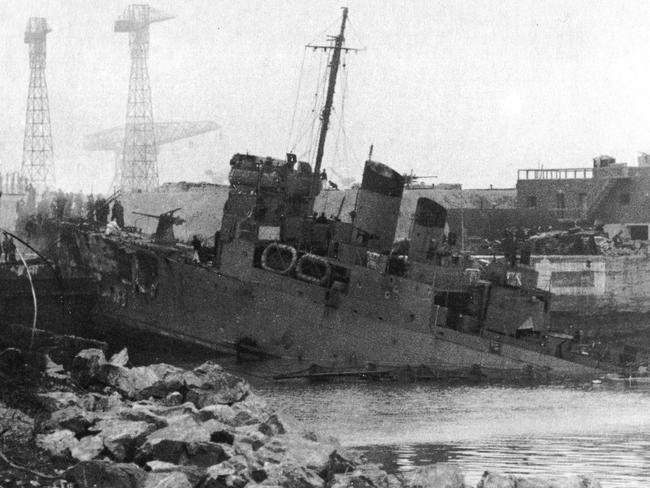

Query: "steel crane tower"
(22, 17), (54, 190)
(115, 4), (173, 193)
(84, 121), (221, 190)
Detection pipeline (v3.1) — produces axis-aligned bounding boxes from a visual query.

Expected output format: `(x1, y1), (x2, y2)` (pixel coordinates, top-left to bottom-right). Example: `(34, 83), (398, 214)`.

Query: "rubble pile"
(0, 347), (602, 488)
(529, 229), (650, 257)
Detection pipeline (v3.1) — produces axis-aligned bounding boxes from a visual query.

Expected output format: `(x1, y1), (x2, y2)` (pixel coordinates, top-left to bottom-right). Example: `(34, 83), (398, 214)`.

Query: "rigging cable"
(291, 48), (327, 157)
(306, 49), (330, 163)
(13, 244), (38, 351)
(286, 47), (308, 152)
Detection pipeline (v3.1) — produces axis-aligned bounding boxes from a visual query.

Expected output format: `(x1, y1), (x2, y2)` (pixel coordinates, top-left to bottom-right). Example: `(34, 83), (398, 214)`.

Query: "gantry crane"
(84, 121), (221, 190)
(22, 17), (54, 190)
(115, 4), (173, 192)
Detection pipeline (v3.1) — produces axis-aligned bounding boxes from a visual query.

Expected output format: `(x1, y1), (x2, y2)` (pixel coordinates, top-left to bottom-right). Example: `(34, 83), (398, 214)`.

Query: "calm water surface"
(118, 330), (650, 488)
(254, 382), (650, 488)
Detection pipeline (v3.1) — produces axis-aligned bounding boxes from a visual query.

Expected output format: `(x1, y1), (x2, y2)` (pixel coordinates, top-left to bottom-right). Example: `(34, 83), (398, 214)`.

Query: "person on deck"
(86, 194), (95, 222)
(111, 200), (125, 228)
(191, 235), (202, 263)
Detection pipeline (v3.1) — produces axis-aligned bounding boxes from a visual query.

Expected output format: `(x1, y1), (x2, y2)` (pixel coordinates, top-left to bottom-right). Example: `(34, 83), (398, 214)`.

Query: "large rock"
(136, 439), (189, 465)
(144, 471), (193, 488)
(331, 465), (402, 488)
(143, 401), (199, 418)
(230, 394), (273, 426)
(71, 434), (105, 462)
(80, 391), (125, 412)
(262, 461), (324, 488)
(330, 472), (375, 488)
(36, 429), (78, 458)
(476, 472), (602, 488)
(184, 361), (250, 407)
(65, 460), (147, 488)
(138, 363), (188, 399)
(255, 434), (339, 473)
(118, 404), (169, 429)
(46, 405), (96, 436)
(110, 348), (130, 367)
(233, 426), (268, 451)
(36, 391), (80, 412)
(407, 464), (465, 488)
(0, 403), (34, 441)
(71, 348), (107, 387)
(98, 364), (160, 399)
(90, 418), (157, 461)
(477, 473), (515, 488)
(553, 477), (602, 488)
(147, 413), (214, 443)
(258, 413), (289, 436)
(199, 404), (237, 424)
(146, 460), (206, 485)
(202, 460), (249, 488)
(320, 451), (357, 482)
(186, 441), (232, 467)
(135, 414), (230, 465)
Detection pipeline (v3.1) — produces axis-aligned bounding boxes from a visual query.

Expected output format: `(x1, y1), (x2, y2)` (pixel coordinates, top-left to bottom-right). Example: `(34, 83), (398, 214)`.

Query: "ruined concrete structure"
(516, 155), (650, 239)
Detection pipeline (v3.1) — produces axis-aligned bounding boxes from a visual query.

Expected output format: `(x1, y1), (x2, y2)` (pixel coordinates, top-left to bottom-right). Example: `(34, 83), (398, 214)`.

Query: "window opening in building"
(629, 225), (648, 240)
(578, 193), (587, 211)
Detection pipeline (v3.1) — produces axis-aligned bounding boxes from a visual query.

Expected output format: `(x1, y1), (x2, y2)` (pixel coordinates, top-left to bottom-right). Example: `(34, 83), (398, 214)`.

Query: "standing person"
(86, 194), (95, 222)
(95, 196), (108, 226)
(55, 190), (67, 220)
(0, 233), (6, 262)
(502, 231), (517, 267)
(2, 233), (16, 264)
(111, 199), (125, 228)
(191, 235), (202, 263)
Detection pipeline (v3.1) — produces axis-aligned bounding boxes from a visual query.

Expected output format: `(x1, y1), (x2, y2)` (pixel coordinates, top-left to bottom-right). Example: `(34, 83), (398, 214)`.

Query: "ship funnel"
(409, 197), (447, 262)
(353, 160), (405, 252)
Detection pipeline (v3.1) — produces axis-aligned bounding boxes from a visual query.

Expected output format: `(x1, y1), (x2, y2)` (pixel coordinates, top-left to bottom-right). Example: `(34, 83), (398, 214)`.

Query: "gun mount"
(132, 207), (184, 244)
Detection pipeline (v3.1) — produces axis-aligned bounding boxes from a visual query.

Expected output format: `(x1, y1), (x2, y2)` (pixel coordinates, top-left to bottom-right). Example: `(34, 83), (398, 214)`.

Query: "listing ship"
(22, 9), (610, 381)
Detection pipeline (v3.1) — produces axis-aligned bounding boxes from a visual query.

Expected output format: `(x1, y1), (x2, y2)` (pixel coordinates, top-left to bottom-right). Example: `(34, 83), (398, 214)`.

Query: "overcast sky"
(3, 1), (650, 192)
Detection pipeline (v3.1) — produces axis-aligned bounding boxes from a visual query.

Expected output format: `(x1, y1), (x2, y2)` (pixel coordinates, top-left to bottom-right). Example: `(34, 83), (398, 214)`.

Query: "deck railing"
(517, 168), (593, 180)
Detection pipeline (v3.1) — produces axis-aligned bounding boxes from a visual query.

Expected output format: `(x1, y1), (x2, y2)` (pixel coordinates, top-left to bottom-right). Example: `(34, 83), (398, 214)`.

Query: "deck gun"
(132, 208), (185, 244)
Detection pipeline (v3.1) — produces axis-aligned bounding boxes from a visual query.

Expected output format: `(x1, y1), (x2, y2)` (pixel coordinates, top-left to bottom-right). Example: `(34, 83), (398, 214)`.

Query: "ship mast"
(308, 7), (349, 201)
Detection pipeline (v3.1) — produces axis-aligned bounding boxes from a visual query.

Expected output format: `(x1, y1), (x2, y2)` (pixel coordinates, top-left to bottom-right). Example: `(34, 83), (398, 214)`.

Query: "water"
(253, 382), (650, 487)
(109, 327), (650, 487)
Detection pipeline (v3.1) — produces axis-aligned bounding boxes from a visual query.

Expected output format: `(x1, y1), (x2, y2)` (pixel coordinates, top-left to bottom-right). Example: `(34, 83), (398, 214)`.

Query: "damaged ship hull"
(49, 223), (601, 381)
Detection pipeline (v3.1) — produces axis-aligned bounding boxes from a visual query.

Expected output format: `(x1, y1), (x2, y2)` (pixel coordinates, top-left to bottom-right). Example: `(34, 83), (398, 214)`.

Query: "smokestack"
(353, 160), (405, 252)
(409, 197), (447, 262)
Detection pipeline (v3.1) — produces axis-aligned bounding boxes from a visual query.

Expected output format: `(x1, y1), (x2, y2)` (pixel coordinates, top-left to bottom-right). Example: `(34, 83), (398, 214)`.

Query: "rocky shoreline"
(0, 339), (602, 488)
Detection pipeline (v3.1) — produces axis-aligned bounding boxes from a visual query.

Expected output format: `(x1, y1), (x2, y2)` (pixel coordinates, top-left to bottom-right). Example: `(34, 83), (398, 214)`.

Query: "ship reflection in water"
(256, 382), (650, 488)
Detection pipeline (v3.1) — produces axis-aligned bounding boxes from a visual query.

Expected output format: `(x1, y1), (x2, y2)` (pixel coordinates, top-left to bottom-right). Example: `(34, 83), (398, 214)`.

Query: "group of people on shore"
(502, 227), (534, 267)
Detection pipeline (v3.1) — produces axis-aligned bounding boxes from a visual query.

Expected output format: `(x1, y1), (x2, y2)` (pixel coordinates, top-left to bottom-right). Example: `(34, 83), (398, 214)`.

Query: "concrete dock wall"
(531, 254), (650, 313)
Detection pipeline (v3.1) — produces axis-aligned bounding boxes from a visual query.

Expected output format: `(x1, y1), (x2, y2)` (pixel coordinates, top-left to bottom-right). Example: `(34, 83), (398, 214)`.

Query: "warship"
(27, 9), (610, 381)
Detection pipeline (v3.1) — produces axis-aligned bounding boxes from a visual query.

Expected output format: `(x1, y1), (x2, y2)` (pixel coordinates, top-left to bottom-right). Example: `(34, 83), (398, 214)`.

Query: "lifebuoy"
(295, 254), (331, 285)
(261, 243), (297, 275)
